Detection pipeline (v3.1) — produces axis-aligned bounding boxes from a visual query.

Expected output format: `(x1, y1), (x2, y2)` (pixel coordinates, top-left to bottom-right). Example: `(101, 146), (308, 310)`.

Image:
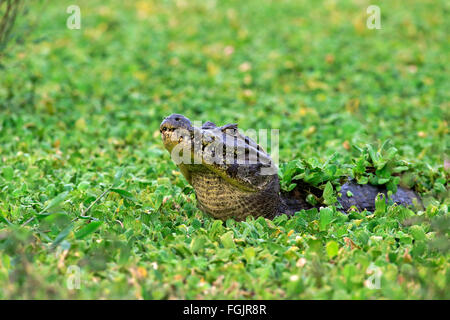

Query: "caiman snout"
(160, 114), (193, 151)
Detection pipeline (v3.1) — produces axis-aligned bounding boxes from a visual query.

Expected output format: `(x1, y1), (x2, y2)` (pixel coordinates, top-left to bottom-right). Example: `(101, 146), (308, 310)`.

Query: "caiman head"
(160, 113), (281, 220)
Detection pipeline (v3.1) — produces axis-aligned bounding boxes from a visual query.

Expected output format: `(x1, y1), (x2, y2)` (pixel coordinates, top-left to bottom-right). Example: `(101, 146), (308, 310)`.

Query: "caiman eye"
(161, 126), (168, 132)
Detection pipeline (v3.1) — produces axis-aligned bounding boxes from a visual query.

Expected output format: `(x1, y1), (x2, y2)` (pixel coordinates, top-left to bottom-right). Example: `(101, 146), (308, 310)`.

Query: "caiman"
(160, 114), (420, 221)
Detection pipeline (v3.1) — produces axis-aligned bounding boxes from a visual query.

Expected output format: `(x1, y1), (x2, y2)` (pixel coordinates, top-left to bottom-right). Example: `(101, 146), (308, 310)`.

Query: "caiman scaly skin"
(160, 114), (421, 221)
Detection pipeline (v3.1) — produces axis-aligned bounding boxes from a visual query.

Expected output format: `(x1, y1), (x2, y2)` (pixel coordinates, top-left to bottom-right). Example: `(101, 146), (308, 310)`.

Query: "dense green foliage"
(0, 0), (448, 299)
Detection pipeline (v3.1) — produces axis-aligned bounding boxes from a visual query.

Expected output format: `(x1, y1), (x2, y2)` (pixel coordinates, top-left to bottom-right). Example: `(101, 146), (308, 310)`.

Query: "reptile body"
(160, 114), (420, 221)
